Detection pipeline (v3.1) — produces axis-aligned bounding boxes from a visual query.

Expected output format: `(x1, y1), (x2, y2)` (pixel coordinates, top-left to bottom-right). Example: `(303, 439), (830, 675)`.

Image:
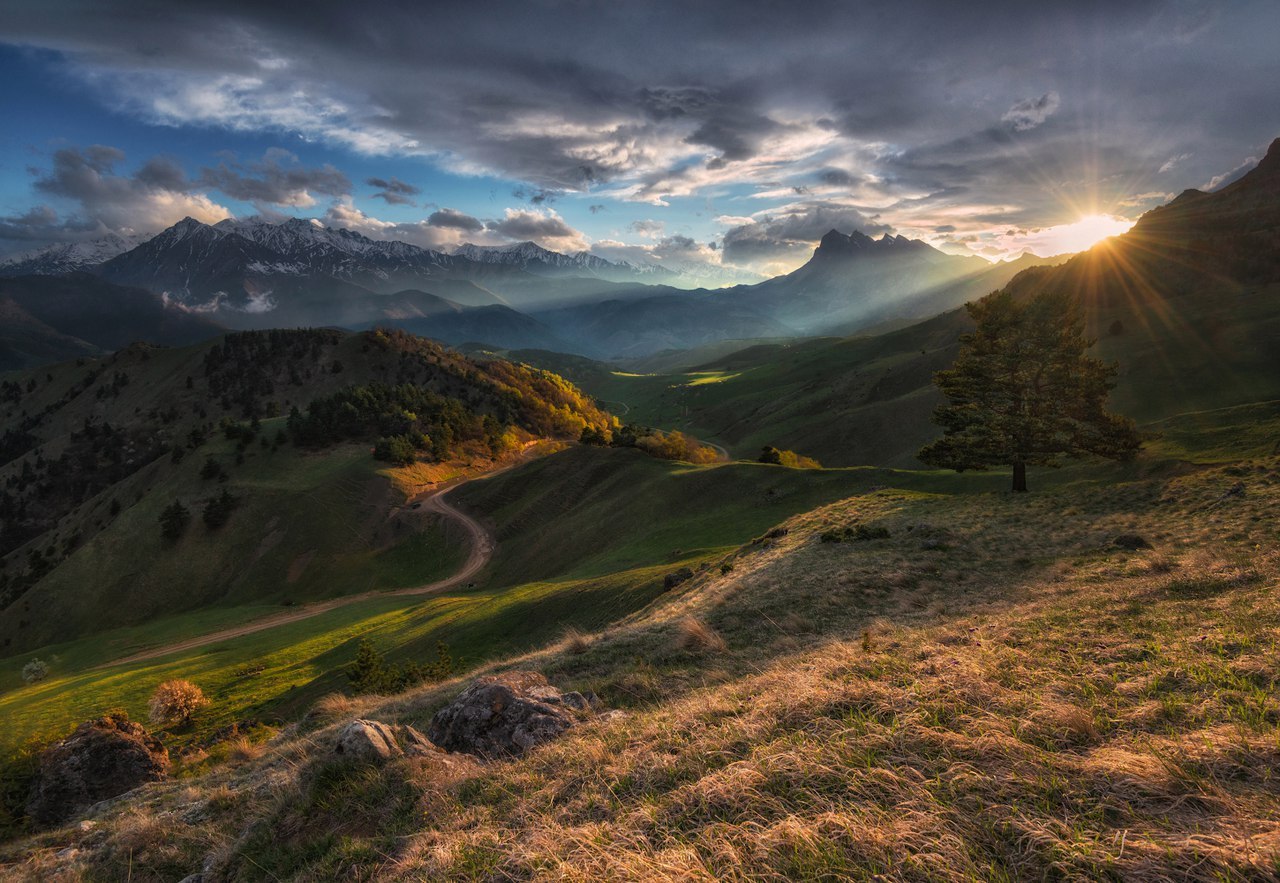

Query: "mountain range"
(0, 211), (1074, 365)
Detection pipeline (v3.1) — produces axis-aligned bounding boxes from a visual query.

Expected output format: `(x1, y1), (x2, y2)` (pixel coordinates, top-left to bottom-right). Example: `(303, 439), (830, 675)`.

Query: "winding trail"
(95, 446), (552, 670)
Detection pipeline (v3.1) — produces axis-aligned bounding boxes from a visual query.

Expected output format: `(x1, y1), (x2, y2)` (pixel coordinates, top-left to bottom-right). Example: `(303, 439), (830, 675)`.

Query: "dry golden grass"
(307, 692), (367, 723)
(5, 457), (1280, 881)
(676, 617), (728, 653)
(560, 625), (593, 655)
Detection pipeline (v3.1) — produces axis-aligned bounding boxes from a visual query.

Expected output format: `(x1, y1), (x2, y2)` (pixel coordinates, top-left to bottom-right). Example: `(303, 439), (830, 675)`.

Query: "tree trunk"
(1012, 460), (1028, 493)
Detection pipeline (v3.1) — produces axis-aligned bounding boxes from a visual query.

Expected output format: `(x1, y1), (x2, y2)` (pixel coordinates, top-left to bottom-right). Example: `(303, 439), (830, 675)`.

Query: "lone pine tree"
(919, 289), (1141, 492)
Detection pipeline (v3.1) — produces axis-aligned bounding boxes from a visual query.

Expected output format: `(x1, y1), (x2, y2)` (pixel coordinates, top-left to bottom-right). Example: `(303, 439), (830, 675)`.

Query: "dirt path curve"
(95, 444), (554, 670)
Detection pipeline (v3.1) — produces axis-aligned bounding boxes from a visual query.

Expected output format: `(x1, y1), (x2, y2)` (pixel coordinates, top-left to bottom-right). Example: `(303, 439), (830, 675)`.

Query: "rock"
(335, 719), (403, 762)
(428, 671), (581, 758)
(26, 712), (169, 827)
(663, 567), (694, 590)
(398, 725), (436, 757)
(1113, 534), (1151, 550)
(561, 691), (592, 710)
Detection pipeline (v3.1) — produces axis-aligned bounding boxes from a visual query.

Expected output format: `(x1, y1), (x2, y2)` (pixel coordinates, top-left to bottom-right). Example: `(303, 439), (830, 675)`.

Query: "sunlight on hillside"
(683, 371), (741, 386)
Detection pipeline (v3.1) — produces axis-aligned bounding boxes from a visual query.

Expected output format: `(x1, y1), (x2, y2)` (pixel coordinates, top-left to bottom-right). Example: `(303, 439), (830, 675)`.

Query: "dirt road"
(95, 448), (549, 669)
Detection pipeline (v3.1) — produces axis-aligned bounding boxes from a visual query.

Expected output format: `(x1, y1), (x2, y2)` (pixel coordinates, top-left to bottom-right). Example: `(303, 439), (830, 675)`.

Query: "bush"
(635, 430), (718, 464)
(347, 639), (455, 695)
(663, 567), (695, 590)
(21, 658), (48, 684)
(159, 501), (190, 541)
(373, 434), (419, 466)
(199, 457), (224, 481)
(759, 446), (822, 468)
(148, 679), (209, 726)
(202, 489), (239, 529)
(579, 426), (610, 446)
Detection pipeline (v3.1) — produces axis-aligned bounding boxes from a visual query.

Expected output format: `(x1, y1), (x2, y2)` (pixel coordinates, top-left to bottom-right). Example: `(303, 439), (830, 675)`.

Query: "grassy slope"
(524, 282), (1280, 470)
(11, 439), (1278, 881)
(0, 447), (881, 759)
(6, 434), (468, 651)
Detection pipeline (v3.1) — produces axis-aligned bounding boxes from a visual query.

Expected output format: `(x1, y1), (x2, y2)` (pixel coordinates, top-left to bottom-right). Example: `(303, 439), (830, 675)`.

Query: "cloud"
(1158, 152), (1192, 173)
(590, 233), (759, 286)
(322, 199), (489, 251)
(720, 200), (890, 273)
(1203, 154), (1259, 190)
(426, 208), (483, 232)
(485, 208), (588, 252)
(0, 3), (1277, 260)
(367, 176), (421, 205)
(1001, 92), (1060, 132)
(198, 150), (351, 207)
(7, 144), (231, 249)
(628, 219), (664, 238)
(512, 186), (558, 205)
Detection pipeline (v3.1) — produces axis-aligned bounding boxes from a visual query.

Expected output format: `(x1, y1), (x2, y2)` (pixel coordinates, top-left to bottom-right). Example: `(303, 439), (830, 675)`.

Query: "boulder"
(428, 671), (584, 758)
(26, 712), (169, 827)
(334, 719), (402, 762)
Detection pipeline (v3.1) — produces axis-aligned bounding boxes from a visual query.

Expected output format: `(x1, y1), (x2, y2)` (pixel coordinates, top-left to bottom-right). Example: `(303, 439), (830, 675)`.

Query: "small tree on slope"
(918, 289), (1141, 492)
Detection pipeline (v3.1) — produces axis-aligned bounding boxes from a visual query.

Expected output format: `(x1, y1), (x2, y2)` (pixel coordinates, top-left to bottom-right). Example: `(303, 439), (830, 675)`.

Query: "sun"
(1037, 214), (1135, 254)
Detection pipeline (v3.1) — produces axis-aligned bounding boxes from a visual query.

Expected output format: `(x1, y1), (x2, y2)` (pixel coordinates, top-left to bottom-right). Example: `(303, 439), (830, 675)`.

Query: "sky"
(1, 0), (1277, 278)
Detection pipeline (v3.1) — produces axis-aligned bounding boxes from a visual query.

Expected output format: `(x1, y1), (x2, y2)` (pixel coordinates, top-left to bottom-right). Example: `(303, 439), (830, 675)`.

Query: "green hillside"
(0, 328), (610, 653)
(0, 445), (890, 762)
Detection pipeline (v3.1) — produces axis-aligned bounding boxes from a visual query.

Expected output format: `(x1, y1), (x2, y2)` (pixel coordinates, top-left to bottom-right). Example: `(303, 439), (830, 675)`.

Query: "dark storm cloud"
(426, 208), (484, 232)
(0, 205), (101, 244)
(366, 176), (420, 205)
(198, 150), (351, 207)
(2, 0), (1278, 248)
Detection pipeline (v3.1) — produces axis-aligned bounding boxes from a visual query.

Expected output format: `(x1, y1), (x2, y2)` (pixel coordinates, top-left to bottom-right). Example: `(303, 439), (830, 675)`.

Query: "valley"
(0, 39), (1276, 873)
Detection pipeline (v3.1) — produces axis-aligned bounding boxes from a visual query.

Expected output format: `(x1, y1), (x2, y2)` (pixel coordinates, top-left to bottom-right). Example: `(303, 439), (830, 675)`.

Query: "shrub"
(373, 434), (419, 466)
(202, 489), (239, 529)
(579, 426), (610, 446)
(663, 567), (695, 590)
(636, 430), (718, 464)
(758, 446), (822, 468)
(199, 457), (223, 481)
(21, 658), (48, 684)
(159, 501), (190, 541)
(148, 679), (209, 726)
(347, 639), (455, 695)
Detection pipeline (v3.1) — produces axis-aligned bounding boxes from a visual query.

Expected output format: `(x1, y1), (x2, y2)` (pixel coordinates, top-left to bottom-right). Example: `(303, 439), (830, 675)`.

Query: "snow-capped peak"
(0, 232), (145, 276)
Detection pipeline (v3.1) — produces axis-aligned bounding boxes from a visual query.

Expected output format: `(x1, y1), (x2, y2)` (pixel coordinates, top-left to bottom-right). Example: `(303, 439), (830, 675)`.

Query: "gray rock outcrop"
(428, 671), (589, 758)
(26, 712), (169, 827)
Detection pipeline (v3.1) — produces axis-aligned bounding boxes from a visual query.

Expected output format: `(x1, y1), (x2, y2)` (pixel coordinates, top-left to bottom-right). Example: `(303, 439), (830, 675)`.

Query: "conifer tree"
(919, 289), (1141, 492)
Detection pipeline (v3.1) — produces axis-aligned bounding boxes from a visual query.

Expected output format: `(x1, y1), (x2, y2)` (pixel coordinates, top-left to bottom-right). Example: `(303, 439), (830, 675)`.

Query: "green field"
(0, 446), (893, 757)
